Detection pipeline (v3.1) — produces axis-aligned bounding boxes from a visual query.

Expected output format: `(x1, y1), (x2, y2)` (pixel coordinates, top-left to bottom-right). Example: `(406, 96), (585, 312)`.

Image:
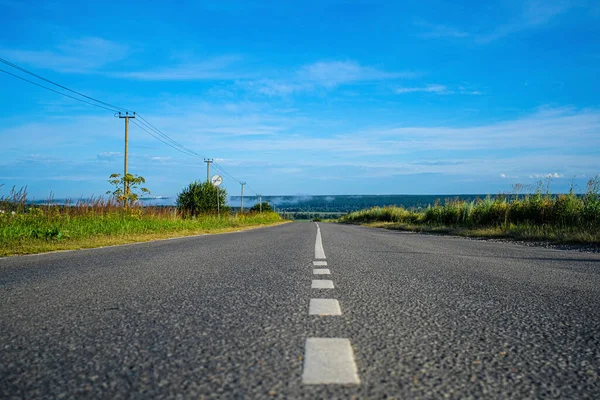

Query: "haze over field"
(1, 0), (599, 198)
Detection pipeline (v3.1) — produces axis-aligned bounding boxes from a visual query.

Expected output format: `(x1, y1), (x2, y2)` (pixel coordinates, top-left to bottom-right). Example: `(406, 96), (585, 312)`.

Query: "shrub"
(250, 201), (273, 212)
(176, 181), (228, 217)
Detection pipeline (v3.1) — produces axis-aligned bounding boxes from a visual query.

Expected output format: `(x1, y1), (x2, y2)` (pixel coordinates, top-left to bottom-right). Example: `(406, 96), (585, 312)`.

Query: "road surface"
(1, 222), (599, 398)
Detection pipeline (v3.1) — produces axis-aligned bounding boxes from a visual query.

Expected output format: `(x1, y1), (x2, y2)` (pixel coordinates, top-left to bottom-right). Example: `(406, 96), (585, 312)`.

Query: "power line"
(212, 162), (242, 184)
(135, 114), (208, 159)
(126, 124), (259, 193)
(0, 58), (262, 195)
(0, 57), (130, 112)
(130, 118), (257, 193)
(0, 67), (117, 112)
(212, 163), (259, 195)
(130, 119), (201, 158)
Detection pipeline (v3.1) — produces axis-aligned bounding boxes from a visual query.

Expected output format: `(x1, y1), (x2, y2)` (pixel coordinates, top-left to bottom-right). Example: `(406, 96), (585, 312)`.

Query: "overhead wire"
(135, 114), (208, 159)
(130, 120), (200, 158)
(0, 58), (260, 194)
(0, 67), (118, 112)
(212, 162), (241, 184)
(0, 57), (130, 113)
(131, 121), (259, 192)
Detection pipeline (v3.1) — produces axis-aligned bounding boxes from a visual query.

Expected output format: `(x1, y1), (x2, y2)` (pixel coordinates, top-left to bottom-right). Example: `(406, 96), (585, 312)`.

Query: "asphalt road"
(1, 222), (599, 399)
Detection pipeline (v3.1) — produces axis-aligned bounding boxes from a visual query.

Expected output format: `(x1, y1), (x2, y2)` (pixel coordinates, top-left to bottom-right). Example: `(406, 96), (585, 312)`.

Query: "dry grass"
(361, 221), (600, 245)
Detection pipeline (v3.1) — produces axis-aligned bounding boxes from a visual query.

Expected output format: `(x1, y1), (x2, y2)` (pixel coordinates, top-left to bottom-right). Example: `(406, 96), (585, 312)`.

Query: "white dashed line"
(302, 338), (360, 385)
(304, 223), (360, 386)
(309, 299), (341, 315)
(315, 223), (326, 260)
(311, 280), (334, 289)
(313, 269), (330, 275)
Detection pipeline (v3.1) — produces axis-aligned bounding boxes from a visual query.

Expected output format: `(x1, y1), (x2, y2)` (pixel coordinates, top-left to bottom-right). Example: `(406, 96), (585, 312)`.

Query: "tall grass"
(340, 177), (600, 243)
(0, 186), (283, 255)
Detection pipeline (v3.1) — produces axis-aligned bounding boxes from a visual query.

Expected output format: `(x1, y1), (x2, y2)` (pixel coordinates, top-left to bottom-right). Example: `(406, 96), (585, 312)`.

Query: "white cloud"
(243, 79), (313, 96)
(2, 37), (128, 73)
(480, 0), (575, 42)
(396, 84), (450, 94)
(2, 100), (597, 194)
(271, 167), (303, 174)
(200, 106), (599, 181)
(395, 84), (482, 95)
(97, 152), (121, 161)
(529, 172), (564, 179)
(245, 61), (416, 96)
(118, 55), (247, 81)
(149, 156), (172, 162)
(298, 61), (414, 87)
(419, 0), (577, 44)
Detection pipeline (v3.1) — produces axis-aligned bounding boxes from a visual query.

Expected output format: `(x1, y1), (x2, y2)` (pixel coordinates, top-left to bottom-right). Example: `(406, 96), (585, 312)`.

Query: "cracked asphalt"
(1, 222), (599, 399)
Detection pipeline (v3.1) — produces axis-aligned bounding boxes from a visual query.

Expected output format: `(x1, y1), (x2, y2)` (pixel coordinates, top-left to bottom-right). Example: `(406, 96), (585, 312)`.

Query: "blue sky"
(1, 0), (599, 198)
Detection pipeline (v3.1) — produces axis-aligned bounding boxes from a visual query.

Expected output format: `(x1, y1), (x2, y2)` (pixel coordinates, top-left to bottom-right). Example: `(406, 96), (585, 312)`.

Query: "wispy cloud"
(244, 79), (313, 96)
(245, 61), (416, 96)
(117, 55), (248, 81)
(2, 101), (598, 195)
(395, 84), (482, 95)
(298, 61), (415, 87)
(201, 106), (599, 182)
(149, 156), (172, 163)
(418, 0), (576, 44)
(97, 152), (121, 161)
(396, 84), (449, 94)
(477, 0), (573, 43)
(529, 172), (564, 179)
(1, 37), (128, 73)
(118, 58), (412, 90)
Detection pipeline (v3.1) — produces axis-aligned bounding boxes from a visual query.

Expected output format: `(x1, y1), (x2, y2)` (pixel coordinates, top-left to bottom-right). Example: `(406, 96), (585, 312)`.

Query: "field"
(0, 188), (284, 256)
(339, 178), (600, 245)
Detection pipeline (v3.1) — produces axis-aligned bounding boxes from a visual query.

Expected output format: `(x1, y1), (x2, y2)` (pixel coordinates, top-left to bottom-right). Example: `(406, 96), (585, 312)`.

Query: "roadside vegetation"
(0, 181), (284, 257)
(339, 177), (600, 245)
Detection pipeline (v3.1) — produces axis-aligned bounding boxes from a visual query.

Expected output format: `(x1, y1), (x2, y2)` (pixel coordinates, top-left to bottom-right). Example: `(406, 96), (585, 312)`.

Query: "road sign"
(211, 174), (223, 187)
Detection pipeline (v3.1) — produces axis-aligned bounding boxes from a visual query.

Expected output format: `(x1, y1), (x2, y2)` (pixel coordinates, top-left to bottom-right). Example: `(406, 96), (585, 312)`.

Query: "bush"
(176, 181), (228, 217)
(250, 201), (273, 212)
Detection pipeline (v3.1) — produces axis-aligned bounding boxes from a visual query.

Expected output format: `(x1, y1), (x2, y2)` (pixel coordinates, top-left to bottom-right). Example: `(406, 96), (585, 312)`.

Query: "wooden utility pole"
(204, 158), (213, 182)
(258, 194), (262, 213)
(118, 112), (135, 207)
(240, 182), (246, 213)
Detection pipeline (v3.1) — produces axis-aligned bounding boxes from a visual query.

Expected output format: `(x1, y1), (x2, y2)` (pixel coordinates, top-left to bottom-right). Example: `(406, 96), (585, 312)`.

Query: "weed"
(340, 177), (600, 244)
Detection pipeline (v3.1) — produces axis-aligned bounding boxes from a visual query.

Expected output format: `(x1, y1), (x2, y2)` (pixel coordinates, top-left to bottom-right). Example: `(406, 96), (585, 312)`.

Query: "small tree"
(106, 173), (150, 207)
(177, 181), (228, 217)
(250, 201), (273, 213)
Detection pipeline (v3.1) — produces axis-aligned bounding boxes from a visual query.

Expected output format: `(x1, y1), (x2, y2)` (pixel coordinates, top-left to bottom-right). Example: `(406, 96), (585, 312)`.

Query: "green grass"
(339, 177), (600, 245)
(0, 188), (285, 256)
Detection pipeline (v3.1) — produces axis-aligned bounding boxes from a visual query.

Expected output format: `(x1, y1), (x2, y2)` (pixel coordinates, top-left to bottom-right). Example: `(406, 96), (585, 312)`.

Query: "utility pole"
(118, 111), (135, 207)
(240, 182), (246, 213)
(258, 194), (262, 213)
(204, 158), (213, 182)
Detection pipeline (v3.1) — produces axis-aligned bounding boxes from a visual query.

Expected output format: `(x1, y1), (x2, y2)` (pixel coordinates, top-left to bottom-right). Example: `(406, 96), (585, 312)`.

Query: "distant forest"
(229, 195), (496, 213)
